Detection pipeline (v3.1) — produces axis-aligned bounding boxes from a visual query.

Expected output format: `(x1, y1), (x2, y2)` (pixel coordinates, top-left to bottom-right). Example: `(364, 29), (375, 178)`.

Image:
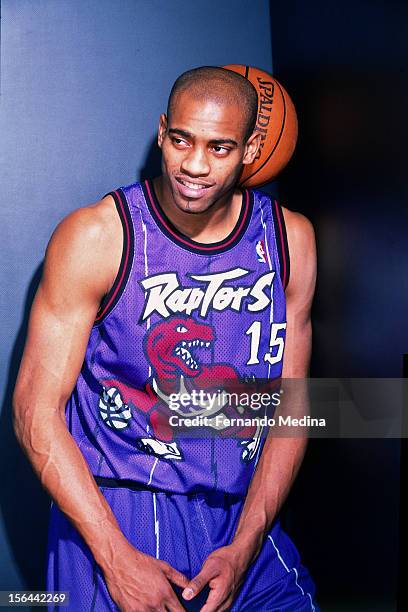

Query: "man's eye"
(212, 146), (230, 154)
(172, 137), (188, 146)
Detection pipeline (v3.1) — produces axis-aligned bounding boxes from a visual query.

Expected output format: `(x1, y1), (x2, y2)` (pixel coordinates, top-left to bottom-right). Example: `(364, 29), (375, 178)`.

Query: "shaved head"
(167, 66), (258, 142)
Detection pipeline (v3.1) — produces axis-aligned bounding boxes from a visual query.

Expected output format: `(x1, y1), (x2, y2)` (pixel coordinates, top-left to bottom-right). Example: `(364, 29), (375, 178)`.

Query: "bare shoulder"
(281, 206), (316, 298)
(281, 206), (316, 253)
(43, 194), (122, 300)
(48, 194), (119, 248)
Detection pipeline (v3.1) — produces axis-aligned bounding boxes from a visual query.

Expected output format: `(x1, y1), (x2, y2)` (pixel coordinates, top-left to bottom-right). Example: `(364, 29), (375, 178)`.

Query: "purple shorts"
(46, 485), (318, 611)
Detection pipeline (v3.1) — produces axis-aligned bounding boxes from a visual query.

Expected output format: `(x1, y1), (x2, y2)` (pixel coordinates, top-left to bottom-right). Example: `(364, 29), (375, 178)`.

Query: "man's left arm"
(182, 210), (317, 611)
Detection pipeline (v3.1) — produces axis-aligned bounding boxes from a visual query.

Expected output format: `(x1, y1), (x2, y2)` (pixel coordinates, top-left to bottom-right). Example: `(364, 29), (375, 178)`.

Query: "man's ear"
(157, 114), (168, 149)
(242, 131), (261, 165)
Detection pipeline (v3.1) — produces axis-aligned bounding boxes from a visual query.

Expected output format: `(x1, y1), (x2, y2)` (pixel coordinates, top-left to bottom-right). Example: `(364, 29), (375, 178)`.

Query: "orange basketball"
(223, 64), (298, 187)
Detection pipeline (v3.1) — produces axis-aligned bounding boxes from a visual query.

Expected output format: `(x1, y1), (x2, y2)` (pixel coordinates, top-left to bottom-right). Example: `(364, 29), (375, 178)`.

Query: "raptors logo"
(98, 316), (271, 463)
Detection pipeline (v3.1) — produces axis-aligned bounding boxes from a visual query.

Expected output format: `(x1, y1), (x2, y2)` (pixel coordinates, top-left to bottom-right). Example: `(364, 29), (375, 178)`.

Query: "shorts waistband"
(94, 476), (245, 500)
(94, 476), (165, 493)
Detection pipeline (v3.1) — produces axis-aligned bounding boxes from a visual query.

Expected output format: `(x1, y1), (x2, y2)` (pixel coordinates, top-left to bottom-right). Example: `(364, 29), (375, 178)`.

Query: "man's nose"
(180, 147), (210, 176)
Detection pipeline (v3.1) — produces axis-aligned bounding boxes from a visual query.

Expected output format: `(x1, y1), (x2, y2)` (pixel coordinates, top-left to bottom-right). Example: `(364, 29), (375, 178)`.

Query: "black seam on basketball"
(94, 189), (134, 324)
(241, 78), (287, 186)
(245, 65), (249, 79)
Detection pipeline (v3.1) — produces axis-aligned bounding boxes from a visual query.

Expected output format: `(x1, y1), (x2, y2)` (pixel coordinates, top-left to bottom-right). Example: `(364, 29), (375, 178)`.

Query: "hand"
(181, 544), (250, 612)
(102, 539), (189, 612)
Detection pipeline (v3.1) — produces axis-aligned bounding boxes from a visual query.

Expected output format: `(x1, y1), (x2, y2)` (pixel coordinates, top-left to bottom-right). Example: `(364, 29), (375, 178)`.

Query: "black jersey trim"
(142, 179), (253, 255)
(271, 198), (290, 290)
(94, 189), (134, 324)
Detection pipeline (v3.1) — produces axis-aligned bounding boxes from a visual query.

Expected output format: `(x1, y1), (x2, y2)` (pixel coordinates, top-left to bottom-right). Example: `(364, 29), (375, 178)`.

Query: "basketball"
(99, 386), (132, 430)
(223, 64), (298, 187)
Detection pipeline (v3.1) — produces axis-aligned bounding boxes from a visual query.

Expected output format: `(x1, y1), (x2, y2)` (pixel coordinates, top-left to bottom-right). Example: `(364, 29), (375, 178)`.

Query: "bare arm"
(181, 210), (317, 609)
(13, 200), (188, 611)
(229, 209), (317, 566)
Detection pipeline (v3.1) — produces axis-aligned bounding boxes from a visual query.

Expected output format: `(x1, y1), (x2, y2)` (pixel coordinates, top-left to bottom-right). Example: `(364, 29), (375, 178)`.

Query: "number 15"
(246, 321), (287, 365)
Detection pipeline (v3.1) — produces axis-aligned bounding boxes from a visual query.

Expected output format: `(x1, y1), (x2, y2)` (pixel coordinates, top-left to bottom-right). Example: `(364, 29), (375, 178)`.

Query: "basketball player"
(13, 67), (318, 611)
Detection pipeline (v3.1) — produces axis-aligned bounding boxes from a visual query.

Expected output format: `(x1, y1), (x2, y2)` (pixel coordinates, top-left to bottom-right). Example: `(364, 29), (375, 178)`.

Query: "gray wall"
(0, 0), (273, 590)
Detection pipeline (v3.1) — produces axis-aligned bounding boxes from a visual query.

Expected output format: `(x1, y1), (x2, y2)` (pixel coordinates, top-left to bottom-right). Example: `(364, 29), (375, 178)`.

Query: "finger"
(164, 590), (186, 612)
(182, 566), (217, 601)
(162, 564), (190, 589)
(217, 597), (235, 612)
(199, 580), (230, 612)
(200, 576), (232, 612)
(200, 595), (229, 612)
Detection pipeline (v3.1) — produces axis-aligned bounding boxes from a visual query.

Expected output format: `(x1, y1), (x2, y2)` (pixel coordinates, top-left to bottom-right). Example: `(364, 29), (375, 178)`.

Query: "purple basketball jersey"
(66, 179), (290, 495)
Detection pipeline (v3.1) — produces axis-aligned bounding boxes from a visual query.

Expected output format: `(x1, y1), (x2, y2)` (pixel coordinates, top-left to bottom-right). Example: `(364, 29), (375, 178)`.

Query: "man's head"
(157, 66), (261, 215)
(167, 66), (258, 142)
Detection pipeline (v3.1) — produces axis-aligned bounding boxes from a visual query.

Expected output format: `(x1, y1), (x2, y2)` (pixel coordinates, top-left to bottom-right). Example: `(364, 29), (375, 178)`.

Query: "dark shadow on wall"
(0, 264), (50, 591)
(270, 1), (408, 606)
(272, 68), (408, 379)
(274, 67), (405, 612)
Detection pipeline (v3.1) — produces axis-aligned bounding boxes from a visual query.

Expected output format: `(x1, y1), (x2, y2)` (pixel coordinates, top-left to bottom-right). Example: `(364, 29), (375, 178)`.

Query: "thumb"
(182, 568), (213, 601)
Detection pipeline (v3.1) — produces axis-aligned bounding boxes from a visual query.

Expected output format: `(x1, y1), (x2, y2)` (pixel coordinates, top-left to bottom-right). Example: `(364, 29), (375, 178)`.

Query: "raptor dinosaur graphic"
(98, 316), (275, 463)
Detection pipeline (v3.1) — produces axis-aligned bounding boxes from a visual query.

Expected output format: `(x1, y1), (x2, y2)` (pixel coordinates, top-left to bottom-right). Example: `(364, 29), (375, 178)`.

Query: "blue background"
(1, 0), (406, 610)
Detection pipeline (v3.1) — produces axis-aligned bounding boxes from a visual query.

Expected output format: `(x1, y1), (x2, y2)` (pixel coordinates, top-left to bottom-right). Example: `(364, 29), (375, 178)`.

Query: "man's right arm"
(13, 200), (188, 612)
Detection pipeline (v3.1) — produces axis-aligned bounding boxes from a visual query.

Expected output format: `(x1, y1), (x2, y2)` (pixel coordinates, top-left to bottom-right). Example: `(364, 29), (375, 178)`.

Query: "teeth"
(180, 179), (207, 190)
(175, 339), (212, 370)
(183, 355), (197, 369)
(177, 340), (211, 350)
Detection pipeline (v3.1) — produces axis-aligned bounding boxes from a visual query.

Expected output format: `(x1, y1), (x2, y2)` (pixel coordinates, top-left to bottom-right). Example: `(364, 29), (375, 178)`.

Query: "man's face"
(158, 91), (260, 214)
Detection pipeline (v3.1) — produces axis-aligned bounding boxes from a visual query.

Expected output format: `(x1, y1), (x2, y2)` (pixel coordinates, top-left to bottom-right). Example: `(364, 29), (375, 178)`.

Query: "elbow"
(12, 386), (30, 447)
(13, 383), (68, 451)
(12, 382), (41, 450)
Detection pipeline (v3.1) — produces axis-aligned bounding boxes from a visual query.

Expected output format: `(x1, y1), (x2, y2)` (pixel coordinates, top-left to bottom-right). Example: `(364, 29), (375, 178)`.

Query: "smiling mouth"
(176, 177), (213, 191)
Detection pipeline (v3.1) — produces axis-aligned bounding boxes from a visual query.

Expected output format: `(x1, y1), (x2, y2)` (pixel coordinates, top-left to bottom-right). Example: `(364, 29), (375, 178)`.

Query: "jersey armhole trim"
(94, 189), (134, 324)
(272, 198), (290, 290)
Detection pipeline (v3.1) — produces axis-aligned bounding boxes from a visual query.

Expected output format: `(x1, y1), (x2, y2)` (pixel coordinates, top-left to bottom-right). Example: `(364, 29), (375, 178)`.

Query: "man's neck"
(153, 176), (243, 244)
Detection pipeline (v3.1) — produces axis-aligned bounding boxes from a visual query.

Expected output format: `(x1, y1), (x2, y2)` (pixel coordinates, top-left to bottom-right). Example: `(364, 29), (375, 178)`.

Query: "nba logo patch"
(256, 239), (267, 264)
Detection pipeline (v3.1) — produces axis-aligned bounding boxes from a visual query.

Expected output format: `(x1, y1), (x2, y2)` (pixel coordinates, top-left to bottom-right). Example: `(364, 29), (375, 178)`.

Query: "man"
(13, 66), (317, 611)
